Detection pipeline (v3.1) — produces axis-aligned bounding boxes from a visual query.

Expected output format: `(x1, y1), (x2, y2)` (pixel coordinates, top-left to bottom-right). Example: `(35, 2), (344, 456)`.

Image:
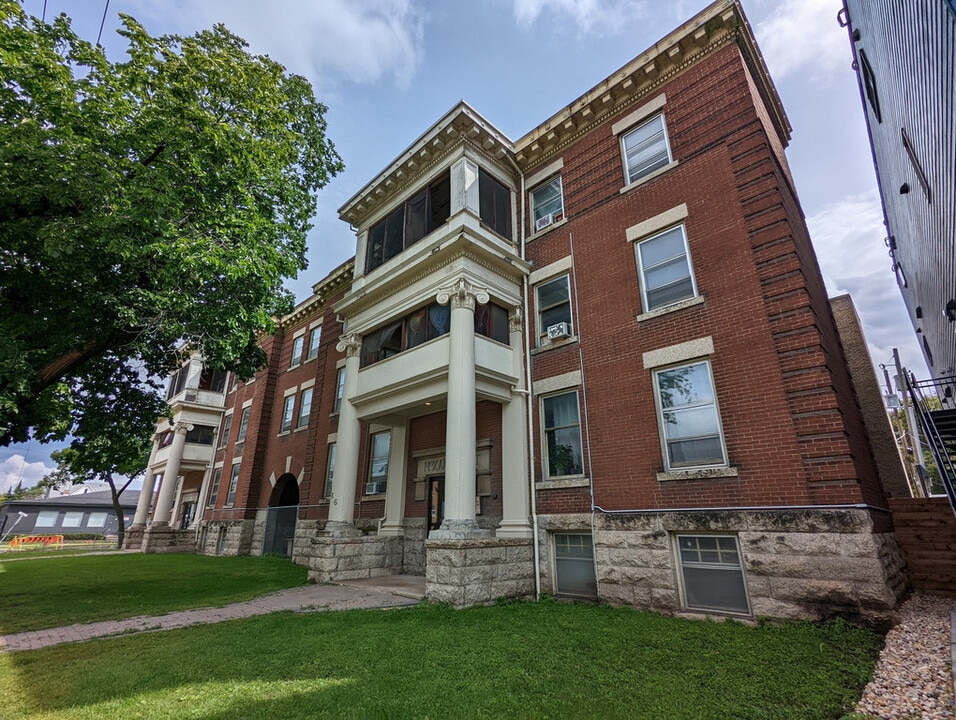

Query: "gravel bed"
(855, 593), (956, 719)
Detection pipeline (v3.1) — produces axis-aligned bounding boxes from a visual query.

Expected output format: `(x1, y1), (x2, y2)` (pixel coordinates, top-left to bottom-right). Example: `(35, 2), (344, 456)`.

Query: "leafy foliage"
(0, 1), (343, 442)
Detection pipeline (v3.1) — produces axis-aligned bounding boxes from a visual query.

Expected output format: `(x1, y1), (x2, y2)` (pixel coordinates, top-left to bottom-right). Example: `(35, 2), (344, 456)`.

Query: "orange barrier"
(10, 534), (64, 550)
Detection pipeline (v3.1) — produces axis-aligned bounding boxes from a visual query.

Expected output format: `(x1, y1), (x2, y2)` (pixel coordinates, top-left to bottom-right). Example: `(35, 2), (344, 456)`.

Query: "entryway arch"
(262, 473), (299, 556)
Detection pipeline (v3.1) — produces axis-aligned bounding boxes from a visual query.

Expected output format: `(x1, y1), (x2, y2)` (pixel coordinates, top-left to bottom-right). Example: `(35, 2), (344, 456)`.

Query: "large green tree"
(0, 1), (343, 442)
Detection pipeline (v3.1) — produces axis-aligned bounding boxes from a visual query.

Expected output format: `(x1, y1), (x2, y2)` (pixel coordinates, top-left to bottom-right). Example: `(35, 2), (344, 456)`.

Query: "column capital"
(336, 333), (363, 357)
(437, 278), (489, 311)
(172, 422), (193, 435)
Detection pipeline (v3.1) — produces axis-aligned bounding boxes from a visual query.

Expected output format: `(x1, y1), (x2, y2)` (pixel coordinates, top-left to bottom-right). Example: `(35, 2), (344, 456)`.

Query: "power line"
(96, 0), (110, 46)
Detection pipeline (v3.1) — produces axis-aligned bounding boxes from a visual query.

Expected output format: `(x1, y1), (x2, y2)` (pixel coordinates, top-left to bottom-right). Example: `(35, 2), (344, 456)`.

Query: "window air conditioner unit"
(535, 213), (554, 232)
(365, 481), (387, 495)
(547, 322), (571, 340)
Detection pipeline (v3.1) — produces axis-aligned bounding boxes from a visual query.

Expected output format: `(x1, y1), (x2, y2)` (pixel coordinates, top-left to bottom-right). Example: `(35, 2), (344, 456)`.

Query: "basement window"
(553, 533), (597, 598)
(676, 534), (749, 615)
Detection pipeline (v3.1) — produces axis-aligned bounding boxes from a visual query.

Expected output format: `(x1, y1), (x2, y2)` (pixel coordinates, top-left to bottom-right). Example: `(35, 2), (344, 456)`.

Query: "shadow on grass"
(1, 602), (881, 720)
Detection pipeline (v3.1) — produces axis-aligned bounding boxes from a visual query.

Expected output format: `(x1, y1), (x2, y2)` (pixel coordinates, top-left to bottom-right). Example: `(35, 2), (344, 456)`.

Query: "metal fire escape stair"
(905, 375), (956, 513)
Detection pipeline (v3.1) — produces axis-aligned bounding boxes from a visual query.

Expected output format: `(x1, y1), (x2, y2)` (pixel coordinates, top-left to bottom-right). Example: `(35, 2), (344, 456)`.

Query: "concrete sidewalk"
(0, 582), (420, 653)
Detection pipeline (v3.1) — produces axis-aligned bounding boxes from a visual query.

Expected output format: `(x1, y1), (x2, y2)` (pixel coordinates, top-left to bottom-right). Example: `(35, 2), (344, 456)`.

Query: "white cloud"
(510, 0), (648, 35)
(753, 0), (848, 84)
(807, 190), (926, 375)
(130, 0), (427, 88)
(0, 454), (54, 493)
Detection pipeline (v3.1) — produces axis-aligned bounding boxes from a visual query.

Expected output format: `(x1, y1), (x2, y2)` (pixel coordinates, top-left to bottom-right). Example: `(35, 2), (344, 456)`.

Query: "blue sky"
(2, 0), (925, 491)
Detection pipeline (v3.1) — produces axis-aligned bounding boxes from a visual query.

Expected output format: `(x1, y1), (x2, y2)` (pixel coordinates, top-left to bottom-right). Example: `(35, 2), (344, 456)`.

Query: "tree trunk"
(108, 477), (133, 550)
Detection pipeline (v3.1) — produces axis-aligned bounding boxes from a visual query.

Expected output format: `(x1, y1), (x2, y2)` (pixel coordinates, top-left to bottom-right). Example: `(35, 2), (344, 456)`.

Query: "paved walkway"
(0, 581), (422, 653)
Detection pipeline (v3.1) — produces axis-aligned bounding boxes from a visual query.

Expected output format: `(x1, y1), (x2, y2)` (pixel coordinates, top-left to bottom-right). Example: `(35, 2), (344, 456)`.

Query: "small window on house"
(290, 336), (305, 368)
(858, 49), (882, 123)
(542, 391), (584, 478)
(236, 407), (251, 443)
(87, 512), (108, 528)
(62, 511), (83, 528)
(325, 443), (336, 498)
(368, 431), (391, 490)
(307, 327), (322, 361)
(297, 388), (313, 428)
(185, 424), (215, 445)
(478, 167), (512, 240)
(622, 114), (672, 184)
(208, 467), (223, 507)
(218, 413), (233, 449)
(475, 303), (510, 344)
(636, 225), (697, 311)
(654, 360), (726, 469)
(677, 535), (749, 614)
(225, 463), (241, 505)
(553, 533), (597, 598)
(159, 430), (175, 448)
(536, 275), (573, 345)
(35, 511), (58, 528)
(333, 368), (345, 413)
(280, 395), (295, 433)
(531, 176), (564, 231)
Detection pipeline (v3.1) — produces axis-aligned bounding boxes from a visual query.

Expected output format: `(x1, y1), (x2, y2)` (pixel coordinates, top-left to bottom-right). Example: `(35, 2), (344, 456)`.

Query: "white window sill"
(657, 467), (739, 482)
(531, 336), (578, 355)
(528, 216), (568, 241)
(536, 477), (590, 489)
(619, 160), (679, 195)
(277, 430), (291, 437)
(637, 295), (705, 322)
(361, 492), (386, 500)
(294, 426), (308, 433)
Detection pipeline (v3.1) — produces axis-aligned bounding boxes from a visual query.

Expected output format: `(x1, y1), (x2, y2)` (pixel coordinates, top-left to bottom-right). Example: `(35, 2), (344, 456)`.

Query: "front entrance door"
(427, 476), (445, 533)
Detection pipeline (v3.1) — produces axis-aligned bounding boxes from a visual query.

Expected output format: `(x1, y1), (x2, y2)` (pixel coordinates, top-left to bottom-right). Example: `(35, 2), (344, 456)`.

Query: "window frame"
(541, 390), (585, 479)
(535, 274), (573, 346)
(225, 463), (241, 506)
(652, 359), (727, 471)
(290, 335), (305, 368)
(208, 467), (223, 507)
(86, 512), (108, 528)
(368, 430), (391, 489)
(333, 368), (345, 413)
(218, 412), (233, 449)
(279, 394), (295, 433)
(635, 224), (698, 312)
(552, 532), (598, 598)
(307, 327), (322, 361)
(478, 167), (513, 240)
(62, 511), (83, 528)
(621, 113), (673, 186)
(530, 175), (565, 230)
(325, 442), (337, 499)
(296, 387), (313, 429)
(675, 534), (750, 615)
(236, 406), (251, 443)
(35, 510), (58, 528)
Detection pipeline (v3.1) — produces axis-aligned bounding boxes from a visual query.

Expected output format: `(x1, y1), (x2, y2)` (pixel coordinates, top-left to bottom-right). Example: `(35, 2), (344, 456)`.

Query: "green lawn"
(0, 554), (307, 633)
(0, 601), (880, 719)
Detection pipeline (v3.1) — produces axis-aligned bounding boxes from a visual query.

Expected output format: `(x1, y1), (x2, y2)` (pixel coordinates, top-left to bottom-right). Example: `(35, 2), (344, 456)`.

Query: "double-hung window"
(677, 535), (749, 614)
(325, 443), (336, 498)
(280, 394), (295, 433)
(542, 391), (584, 478)
(622, 113), (671, 184)
(208, 467), (223, 507)
(368, 431), (391, 491)
(226, 463), (240, 505)
(654, 360), (726, 469)
(333, 368), (345, 413)
(531, 176), (564, 231)
(536, 275), (573, 345)
(636, 225), (697, 311)
(297, 388), (313, 428)
(218, 412), (233, 448)
(236, 406), (251, 443)
(478, 167), (512, 240)
(307, 327), (321, 361)
(290, 335), (305, 368)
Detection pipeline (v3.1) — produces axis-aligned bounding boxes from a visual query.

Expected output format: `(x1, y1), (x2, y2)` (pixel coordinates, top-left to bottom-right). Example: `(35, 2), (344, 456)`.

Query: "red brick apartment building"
(127, 0), (907, 623)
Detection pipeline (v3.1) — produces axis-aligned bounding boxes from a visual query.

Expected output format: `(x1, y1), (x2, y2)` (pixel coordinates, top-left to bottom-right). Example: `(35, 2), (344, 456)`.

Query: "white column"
(327, 335), (363, 536)
(379, 420), (408, 536)
(432, 278), (490, 539)
(498, 309), (533, 538)
(131, 437), (161, 528)
(152, 423), (191, 526)
(194, 464), (212, 527)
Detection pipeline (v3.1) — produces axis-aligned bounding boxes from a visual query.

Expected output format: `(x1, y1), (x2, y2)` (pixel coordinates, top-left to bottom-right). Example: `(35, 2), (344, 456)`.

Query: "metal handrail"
(904, 373), (956, 513)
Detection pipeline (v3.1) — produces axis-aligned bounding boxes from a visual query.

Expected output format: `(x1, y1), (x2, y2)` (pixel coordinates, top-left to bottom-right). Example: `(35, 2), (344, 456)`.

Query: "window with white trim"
(218, 412), (233, 449)
(536, 275), (573, 345)
(333, 368), (345, 413)
(290, 336), (305, 368)
(622, 113), (671, 184)
(307, 327), (322, 361)
(297, 388), (313, 428)
(208, 467), (223, 507)
(236, 406), (251, 443)
(225, 463), (240, 505)
(62, 511), (83, 528)
(531, 176), (564, 231)
(654, 360), (726, 469)
(87, 512), (107, 528)
(325, 443), (336, 498)
(677, 534), (749, 614)
(542, 391), (584, 478)
(636, 224), (697, 311)
(368, 431), (390, 489)
(280, 395), (295, 433)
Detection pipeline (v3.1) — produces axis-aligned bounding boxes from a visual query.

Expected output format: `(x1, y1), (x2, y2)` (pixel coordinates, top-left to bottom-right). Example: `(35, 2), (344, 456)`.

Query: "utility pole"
(895, 347), (927, 496)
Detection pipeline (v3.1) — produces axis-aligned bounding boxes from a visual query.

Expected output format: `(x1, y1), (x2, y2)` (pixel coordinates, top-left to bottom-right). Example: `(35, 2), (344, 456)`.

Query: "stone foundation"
(538, 508), (907, 626)
(124, 526), (146, 551)
(196, 520), (255, 556)
(305, 534), (404, 582)
(141, 526), (198, 554)
(425, 537), (534, 607)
